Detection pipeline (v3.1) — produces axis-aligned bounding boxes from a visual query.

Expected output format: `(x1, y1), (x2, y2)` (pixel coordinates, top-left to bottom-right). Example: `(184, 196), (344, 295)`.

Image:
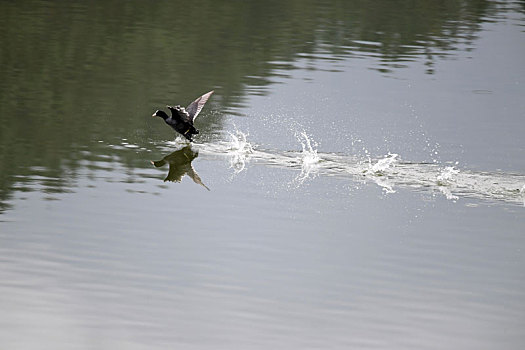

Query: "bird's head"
(152, 110), (169, 120)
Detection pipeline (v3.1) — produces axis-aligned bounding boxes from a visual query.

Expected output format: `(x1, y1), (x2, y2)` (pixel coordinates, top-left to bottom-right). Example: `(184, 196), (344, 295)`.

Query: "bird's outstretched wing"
(186, 90), (214, 121)
(187, 165), (210, 191)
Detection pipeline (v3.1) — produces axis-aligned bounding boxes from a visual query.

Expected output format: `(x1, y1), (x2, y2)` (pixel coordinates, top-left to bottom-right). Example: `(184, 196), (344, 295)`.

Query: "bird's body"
(152, 91), (214, 142)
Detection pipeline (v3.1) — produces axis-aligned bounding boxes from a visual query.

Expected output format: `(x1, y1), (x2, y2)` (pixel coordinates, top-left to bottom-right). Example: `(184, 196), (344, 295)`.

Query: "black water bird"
(152, 90), (214, 142)
(151, 146), (210, 190)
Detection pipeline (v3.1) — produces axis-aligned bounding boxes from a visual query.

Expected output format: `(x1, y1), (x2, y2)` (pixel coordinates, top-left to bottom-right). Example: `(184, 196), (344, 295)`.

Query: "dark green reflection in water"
(151, 146), (209, 190)
(0, 0), (511, 212)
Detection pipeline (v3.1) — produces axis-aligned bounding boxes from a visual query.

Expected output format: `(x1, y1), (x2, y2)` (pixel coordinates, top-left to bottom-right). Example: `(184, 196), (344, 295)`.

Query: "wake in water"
(135, 127), (525, 206)
(189, 128), (525, 206)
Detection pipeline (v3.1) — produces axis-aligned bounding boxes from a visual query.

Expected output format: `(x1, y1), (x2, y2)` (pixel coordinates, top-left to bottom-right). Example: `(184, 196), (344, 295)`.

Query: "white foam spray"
(292, 132), (320, 186)
(148, 127), (525, 206)
(226, 129), (253, 174)
(368, 153), (398, 173)
(437, 166), (460, 183)
(435, 166), (460, 200)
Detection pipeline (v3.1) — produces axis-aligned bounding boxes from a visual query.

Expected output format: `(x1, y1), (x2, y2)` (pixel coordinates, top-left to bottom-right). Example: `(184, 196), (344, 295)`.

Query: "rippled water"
(1, 1), (525, 349)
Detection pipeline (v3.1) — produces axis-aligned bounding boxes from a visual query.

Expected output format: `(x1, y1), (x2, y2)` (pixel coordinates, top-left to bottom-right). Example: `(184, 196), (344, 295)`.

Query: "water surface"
(1, 1), (524, 349)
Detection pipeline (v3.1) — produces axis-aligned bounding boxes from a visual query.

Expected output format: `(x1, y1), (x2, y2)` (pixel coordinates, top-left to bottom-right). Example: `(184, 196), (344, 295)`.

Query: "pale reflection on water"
(1, 182), (523, 348)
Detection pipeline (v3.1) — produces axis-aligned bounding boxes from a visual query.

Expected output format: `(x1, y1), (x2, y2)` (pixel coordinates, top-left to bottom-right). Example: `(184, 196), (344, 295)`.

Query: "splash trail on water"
(293, 132), (321, 186)
(154, 130), (525, 206)
(226, 129), (254, 174)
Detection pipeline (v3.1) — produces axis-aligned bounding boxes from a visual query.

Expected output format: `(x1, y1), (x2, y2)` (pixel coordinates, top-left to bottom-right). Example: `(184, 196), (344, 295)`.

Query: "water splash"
(193, 127), (254, 176)
(166, 135), (191, 147)
(154, 129), (525, 206)
(435, 166), (460, 201)
(226, 129), (253, 174)
(438, 186), (459, 201)
(293, 132), (320, 186)
(374, 177), (396, 194)
(437, 166), (460, 184)
(368, 153), (398, 173)
(361, 153), (399, 194)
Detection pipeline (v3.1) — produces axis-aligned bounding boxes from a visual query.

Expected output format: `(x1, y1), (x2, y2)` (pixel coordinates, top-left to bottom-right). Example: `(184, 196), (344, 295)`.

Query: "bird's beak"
(152, 113), (156, 117)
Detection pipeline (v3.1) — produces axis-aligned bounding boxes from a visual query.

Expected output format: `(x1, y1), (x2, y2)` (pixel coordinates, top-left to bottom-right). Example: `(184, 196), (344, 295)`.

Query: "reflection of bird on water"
(151, 146), (210, 190)
(152, 90), (214, 142)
